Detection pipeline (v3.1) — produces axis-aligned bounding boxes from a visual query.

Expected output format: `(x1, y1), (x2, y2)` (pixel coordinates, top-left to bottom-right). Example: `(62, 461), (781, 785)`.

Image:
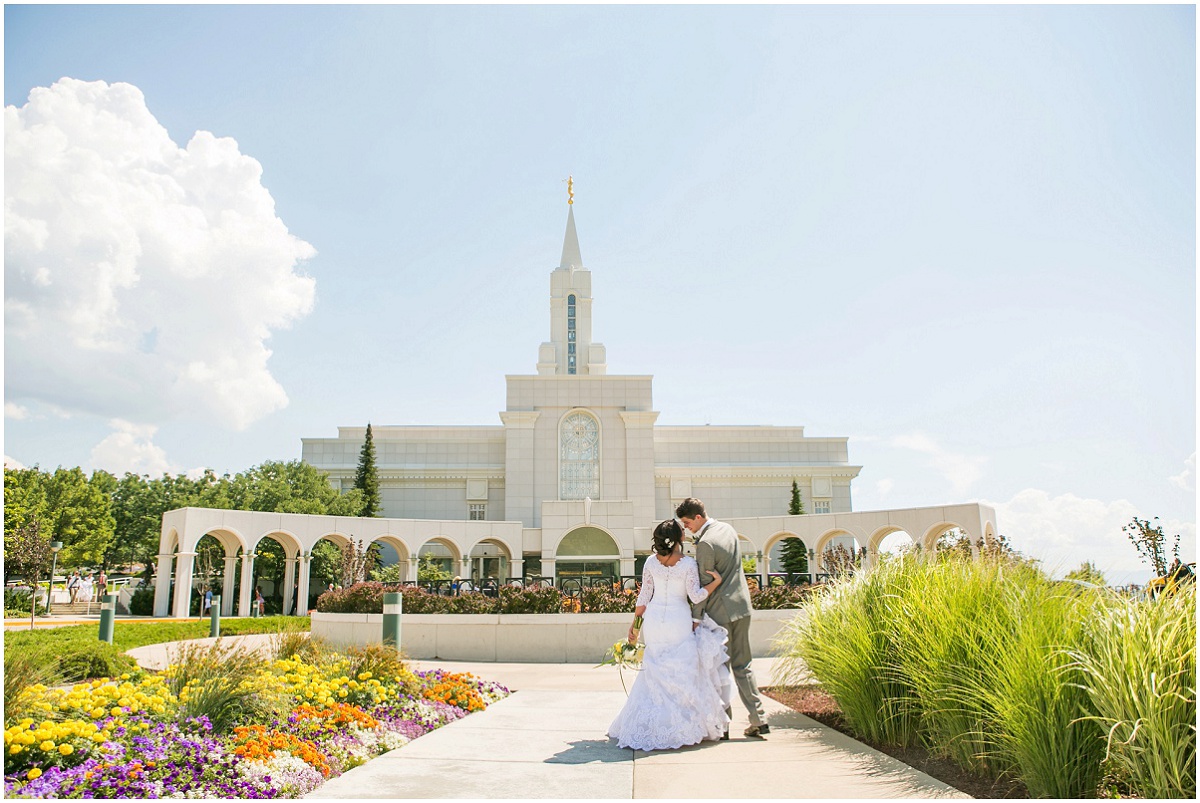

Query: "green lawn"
(4, 616), (310, 656)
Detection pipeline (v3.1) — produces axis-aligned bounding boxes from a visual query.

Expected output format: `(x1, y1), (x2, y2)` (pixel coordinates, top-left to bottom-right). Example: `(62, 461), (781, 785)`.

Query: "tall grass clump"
(978, 580), (1106, 797)
(1071, 587), (1196, 799)
(164, 640), (287, 731)
(4, 646), (62, 723)
(887, 556), (1028, 775)
(774, 558), (920, 746)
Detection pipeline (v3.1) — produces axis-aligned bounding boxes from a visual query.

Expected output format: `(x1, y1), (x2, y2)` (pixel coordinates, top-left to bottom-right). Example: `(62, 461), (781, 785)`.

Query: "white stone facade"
(155, 204), (997, 617)
(300, 206), (871, 581)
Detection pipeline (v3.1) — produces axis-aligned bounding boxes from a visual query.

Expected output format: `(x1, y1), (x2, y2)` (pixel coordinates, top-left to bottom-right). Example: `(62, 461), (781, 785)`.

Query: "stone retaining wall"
(311, 609), (804, 662)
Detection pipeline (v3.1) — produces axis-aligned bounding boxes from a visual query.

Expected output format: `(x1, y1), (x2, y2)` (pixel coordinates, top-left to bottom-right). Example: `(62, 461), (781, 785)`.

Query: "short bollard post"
(382, 592), (402, 650)
(209, 595), (221, 638)
(98, 594), (117, 644)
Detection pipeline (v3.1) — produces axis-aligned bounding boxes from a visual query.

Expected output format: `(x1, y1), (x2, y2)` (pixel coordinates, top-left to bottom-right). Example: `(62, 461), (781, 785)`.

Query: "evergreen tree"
(788, 479), (805, 515)
(779, 479), (809, 575)
(354, 423), (381, 517)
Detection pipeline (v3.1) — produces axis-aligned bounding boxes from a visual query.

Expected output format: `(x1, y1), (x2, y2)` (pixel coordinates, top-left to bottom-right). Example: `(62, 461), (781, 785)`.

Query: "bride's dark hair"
(652, 519), (684, 557)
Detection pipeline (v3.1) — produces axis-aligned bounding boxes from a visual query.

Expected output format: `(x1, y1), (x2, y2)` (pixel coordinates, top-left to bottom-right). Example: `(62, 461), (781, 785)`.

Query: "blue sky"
(4, 4), (1195, 584)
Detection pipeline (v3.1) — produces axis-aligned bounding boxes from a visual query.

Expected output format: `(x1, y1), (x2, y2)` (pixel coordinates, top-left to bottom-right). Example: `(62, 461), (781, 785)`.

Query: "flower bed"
(4, 646), (508, 798)
(317, 580), (814, 614)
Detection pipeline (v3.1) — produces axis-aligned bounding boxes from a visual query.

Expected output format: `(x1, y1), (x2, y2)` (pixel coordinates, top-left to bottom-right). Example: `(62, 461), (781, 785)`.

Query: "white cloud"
(4, 78), (316, 432)
(986, 488), (1197, 585)
(890, 432), (987, 496)
(1169, 452), (1195, 492)
(875, 478), (894, 495)
(5, 402), (29, 420)
(89, 420), (174, 476)
(4, 455), (27, 470)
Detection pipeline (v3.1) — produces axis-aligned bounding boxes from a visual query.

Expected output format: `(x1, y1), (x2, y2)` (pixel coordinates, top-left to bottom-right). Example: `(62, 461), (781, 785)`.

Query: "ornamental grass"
(774, 553), (1197, 798)
(4, 639), (509, 799)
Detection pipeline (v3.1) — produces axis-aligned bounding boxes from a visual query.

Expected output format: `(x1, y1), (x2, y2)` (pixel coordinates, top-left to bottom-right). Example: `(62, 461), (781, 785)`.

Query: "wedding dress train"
(607, 555), (732, 751)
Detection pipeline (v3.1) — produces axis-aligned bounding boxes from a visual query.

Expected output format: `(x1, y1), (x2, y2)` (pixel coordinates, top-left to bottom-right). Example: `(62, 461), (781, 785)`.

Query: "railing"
(410, 572), (828, 597)
(556, 576), (640, 597)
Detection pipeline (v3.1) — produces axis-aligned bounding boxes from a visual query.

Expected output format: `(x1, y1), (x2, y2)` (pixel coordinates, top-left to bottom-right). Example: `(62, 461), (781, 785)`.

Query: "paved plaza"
(309, 658), (968, 800)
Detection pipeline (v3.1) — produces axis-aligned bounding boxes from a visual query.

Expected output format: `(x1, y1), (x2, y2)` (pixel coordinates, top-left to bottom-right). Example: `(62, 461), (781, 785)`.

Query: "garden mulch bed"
(762, 686), (1029, 800)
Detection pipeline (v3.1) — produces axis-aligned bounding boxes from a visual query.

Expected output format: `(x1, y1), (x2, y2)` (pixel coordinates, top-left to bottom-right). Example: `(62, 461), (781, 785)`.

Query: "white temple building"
(154, 198), (997, 618)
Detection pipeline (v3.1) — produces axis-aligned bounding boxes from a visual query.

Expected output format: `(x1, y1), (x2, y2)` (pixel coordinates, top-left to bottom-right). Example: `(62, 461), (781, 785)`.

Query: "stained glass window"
(567, 295), (577, 373)
(560, 411), (599, 499)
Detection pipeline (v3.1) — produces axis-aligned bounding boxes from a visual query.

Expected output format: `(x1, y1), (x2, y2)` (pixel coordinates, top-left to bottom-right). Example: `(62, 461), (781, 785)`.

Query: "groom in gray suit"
(677, 497), (768, 738)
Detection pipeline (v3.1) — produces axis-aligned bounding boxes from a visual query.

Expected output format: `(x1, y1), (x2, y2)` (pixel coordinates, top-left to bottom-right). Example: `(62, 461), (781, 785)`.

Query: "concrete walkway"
(309, 658), (969, 800)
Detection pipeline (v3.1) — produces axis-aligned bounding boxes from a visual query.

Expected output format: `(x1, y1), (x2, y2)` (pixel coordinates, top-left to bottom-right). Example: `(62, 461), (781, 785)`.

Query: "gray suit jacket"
(689, 518), (753, 625)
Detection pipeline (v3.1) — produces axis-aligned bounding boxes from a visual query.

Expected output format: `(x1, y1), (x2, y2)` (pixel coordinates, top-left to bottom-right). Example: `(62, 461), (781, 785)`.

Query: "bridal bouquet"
(599, 638), (644, 669)
(598, 615), (644, 670)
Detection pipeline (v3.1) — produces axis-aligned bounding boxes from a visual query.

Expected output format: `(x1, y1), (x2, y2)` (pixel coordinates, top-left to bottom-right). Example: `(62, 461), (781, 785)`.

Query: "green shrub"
(4, 588), (47, 616)
(750, 583), (815, 610)
(56, 641), (139, 682)
(579, 585), (637, 613)
(128, 587), (155, 616)
(497, 584), (564, 613)
(444, 592), (500, 614)
(1071, 588), (1196, 799)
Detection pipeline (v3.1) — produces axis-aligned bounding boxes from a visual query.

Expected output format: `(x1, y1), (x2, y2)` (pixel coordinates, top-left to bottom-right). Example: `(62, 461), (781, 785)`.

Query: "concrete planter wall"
(311, 608), (804, 663)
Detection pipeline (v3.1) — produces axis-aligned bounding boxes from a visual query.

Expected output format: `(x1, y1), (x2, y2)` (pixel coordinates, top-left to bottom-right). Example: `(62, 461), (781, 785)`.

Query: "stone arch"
(182, 526), (245, 556)
(813, 528), (859, 558)
(553, 524), (619, 557)
(366, 534), (412, 566)
(920, 521), (965, 553)
(555, 525), (621, 585)
(246, 531), (303, 616)
(866, 525), (910, 555)
(466, 537), (515, 584)
(417, 537), (462, 583)
(814, 528), (864, 575)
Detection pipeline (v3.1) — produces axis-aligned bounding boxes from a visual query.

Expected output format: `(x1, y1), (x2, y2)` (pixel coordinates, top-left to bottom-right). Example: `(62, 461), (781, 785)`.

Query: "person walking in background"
(202, 587), (213, 616)
(78, 573), (94, 604)
(255, 586), (265, 616)
(96, 570), (107, 600)
(67, 570), (81, 604)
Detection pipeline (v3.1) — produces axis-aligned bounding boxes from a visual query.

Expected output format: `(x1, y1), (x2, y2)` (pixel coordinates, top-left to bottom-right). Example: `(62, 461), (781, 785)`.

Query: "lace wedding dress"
(607, 555), (732, 751)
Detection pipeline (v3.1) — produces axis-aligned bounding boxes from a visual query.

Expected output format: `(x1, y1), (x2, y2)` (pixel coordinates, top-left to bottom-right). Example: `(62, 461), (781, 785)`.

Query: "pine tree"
(354, 423), (381, 517)
(788, 479), (805, 516)
(779, 479), (809, 576)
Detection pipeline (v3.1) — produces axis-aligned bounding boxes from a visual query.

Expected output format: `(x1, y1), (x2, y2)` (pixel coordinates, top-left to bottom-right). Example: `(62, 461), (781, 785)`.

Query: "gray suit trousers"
(723, 615), (765, 727)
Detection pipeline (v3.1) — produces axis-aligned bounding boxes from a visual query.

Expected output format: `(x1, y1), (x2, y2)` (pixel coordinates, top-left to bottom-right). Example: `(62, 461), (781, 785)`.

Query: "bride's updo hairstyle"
(652, 519), (684, 557)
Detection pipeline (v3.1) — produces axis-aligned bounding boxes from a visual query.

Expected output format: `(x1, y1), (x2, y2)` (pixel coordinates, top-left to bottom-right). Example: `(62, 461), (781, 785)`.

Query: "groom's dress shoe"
(744, 724), (770, 738)
(720, 731), (729, 740)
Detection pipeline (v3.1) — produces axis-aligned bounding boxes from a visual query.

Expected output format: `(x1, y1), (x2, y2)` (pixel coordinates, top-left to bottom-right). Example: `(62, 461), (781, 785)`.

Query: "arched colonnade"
(726, 503), (998, 575)
(154, 508), (523, 618)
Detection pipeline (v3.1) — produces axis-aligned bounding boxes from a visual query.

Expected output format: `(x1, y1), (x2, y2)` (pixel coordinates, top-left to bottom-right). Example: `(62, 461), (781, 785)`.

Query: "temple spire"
(559, 202), (583, 270)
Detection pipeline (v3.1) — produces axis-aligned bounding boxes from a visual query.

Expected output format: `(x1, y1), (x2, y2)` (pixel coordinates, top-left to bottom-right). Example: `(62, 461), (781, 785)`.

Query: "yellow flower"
(26, 768), (42, 781)
(59, 743), (74, 756)
(10, 745), (22, 754)
(40, 740), (55, 752)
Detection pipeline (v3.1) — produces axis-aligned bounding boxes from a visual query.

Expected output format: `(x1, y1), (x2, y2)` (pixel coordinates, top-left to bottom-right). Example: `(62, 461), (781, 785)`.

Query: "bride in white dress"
(608, 519), (733, 751)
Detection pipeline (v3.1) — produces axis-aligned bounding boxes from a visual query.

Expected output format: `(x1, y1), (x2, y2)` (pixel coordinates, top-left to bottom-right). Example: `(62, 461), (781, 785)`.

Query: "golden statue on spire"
(567, 175), (574, 205)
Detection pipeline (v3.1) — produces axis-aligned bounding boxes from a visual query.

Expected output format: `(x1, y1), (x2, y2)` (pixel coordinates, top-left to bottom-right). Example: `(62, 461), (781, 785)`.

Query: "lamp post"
(47, 541), (63, 615)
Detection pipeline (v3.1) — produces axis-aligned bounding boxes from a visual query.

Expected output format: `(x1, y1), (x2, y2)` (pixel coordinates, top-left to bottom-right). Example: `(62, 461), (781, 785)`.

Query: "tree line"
(3, 424), (382, 586)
